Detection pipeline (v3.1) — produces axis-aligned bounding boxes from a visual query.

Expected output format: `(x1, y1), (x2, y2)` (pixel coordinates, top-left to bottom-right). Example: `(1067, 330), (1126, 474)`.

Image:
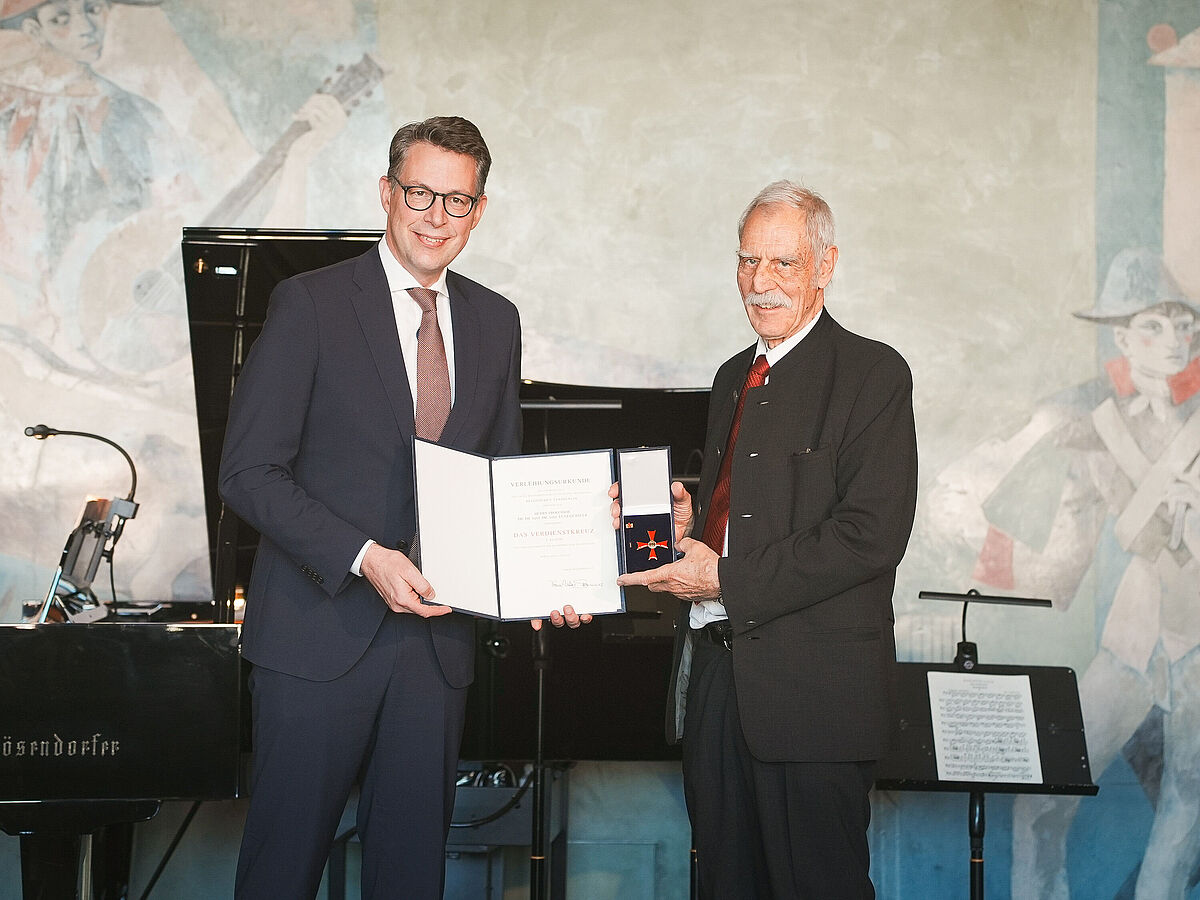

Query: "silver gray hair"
(738, 181), (835, 263)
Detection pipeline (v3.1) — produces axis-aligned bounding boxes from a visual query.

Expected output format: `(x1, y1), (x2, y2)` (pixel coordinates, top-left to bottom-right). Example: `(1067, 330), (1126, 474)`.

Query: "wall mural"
(1, 0), (1197, 896)
(0, 0), (367, 612)
(914, 4), (1200, 897)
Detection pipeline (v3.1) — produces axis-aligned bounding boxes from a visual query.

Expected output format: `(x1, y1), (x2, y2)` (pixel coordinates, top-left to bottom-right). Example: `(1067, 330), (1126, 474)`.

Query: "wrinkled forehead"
(738, 206), (811, 260)
(396, 143), (480, 195)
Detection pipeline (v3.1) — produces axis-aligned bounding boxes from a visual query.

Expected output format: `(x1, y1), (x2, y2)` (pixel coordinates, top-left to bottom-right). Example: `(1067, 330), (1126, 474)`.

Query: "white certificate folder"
(413, 439), (627, 620)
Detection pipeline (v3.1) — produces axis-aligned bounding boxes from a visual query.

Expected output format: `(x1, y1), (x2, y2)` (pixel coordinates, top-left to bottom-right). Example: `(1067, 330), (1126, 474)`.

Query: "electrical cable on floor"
(449, 770), (534, 829)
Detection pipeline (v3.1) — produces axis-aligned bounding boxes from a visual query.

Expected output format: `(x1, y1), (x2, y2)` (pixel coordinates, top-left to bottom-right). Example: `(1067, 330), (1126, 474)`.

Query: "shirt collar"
(755, 307), (823, 367)
(377, 239), (450, 300)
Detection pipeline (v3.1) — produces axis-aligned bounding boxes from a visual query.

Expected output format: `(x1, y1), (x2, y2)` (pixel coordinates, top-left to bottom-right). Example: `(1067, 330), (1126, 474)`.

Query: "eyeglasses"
(391, 180), (479, 218)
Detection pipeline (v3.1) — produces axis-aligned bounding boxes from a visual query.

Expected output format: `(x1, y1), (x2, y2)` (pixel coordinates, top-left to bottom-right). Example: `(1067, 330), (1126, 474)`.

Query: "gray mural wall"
(1, 0), (1198, 896)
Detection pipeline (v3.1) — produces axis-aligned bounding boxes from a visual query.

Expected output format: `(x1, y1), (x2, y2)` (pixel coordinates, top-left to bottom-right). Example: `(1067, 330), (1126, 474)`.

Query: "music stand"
(876, 589), (1098, 900)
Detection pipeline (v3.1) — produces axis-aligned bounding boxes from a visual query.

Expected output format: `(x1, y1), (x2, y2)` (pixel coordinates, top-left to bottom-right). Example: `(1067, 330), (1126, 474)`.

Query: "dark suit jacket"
(219, 246), (522, 688)
(668, 310), (917, 762)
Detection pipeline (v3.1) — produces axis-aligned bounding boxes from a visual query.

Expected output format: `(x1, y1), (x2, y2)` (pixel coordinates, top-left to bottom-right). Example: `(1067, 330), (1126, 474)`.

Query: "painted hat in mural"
(1, 0), (161, 22)
(1073, 247), (1198, 322)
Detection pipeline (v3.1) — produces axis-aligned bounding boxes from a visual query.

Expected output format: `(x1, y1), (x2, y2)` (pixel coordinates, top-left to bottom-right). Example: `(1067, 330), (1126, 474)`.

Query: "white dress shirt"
(352, 240), (458, 576)
(376, 238), (457, 406)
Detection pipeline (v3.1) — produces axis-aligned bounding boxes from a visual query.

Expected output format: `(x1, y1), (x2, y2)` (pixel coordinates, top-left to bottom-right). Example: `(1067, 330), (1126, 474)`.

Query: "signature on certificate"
(551, 578), (603, 589)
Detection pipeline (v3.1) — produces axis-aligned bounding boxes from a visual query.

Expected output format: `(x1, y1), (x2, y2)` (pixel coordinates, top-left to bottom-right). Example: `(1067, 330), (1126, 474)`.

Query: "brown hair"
(386, 116), (491, 196)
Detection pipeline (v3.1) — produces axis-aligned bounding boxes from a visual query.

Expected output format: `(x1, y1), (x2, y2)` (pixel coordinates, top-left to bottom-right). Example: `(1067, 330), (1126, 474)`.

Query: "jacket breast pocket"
(788, 446), (836, 532)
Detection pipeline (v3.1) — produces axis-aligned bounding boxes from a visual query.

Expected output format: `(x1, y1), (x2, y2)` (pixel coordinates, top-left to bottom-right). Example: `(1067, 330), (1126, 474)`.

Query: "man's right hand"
(360, 543), (453, 617)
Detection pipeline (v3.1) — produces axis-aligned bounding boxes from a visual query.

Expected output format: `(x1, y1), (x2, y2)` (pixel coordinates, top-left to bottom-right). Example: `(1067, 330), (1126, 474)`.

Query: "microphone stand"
(917, 588), (1052, 900)
(26, 425), (139, 623)
(529, 625), (550, 900)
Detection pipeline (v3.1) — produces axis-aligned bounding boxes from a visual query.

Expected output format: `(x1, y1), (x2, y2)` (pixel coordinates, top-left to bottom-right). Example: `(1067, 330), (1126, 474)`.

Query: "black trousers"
(682, 637), (876, 900)
(235, 613), (468, 900)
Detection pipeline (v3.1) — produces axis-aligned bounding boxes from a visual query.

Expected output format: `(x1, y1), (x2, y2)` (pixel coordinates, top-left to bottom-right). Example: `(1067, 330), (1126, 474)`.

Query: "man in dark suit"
(219, 116), (586, 899)
(618, 181), (918, 898)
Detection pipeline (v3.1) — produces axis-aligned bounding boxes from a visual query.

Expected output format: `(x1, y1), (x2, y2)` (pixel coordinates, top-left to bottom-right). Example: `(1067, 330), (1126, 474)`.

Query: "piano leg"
(91, 822), (135, 899)
(20, 832), (82, 899)
(17, 823), (134, 900)
(2, 801), (158, 900)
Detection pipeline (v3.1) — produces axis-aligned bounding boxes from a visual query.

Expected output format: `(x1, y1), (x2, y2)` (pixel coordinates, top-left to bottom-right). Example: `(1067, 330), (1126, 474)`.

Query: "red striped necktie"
(701, 354), (769, 554)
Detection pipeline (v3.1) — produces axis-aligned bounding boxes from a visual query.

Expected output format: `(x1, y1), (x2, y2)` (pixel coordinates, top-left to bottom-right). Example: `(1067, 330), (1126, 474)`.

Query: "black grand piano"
(0, 228), (710, 898)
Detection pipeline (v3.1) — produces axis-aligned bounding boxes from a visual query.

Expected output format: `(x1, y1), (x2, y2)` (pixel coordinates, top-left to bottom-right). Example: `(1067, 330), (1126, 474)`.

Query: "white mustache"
(745, 291), (792, 309)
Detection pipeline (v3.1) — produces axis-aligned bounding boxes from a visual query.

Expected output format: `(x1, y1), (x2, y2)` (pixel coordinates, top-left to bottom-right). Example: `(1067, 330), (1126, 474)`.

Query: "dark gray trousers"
(236, 613), (467, 900)
(682, 637), (876, 900)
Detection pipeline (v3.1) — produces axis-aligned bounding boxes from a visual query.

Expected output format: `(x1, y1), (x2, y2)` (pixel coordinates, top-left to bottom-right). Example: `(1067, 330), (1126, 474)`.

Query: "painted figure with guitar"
(0, 0), (365, 616)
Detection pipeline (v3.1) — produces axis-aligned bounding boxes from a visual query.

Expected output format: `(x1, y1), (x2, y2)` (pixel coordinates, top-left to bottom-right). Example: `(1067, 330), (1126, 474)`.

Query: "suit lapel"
(696, 313), (840, 530)
(351, 250), (416, 442)
(695, 344), (755, 537)
(757, 311), (838, 451)
(438, 270), (480, 446)
(710, 348), (752, 450)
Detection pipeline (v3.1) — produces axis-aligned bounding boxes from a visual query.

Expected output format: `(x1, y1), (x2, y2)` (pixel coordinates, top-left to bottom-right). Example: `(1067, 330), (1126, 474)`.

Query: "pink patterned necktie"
(701, 354), (770, 554)
(408, 287), (451, 440)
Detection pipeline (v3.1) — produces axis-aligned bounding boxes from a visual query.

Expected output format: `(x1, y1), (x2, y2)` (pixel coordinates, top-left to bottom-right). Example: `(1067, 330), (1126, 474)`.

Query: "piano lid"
(183, 227), (383, 596)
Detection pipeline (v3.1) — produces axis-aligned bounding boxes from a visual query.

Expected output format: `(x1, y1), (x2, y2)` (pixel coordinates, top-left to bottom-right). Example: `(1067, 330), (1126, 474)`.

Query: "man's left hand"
(616, 537), (721, 602)
(531, 605), (593, 631)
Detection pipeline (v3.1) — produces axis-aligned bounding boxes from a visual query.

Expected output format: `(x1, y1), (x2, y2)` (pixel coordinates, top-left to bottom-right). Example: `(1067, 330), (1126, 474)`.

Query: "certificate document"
(413, 439), (624, 620)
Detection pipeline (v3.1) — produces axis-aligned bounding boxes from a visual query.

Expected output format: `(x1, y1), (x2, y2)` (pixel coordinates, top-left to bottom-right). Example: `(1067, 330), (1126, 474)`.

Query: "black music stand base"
(969, 790), (984, 899)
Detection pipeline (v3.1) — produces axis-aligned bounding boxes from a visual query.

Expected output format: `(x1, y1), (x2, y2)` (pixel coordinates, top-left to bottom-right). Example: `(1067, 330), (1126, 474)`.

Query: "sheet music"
(927, 671), (1043, 784)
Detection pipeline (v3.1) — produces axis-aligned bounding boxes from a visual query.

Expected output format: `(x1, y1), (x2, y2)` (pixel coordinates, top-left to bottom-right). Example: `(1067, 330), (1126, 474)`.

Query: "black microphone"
(23, 423), (138, 501)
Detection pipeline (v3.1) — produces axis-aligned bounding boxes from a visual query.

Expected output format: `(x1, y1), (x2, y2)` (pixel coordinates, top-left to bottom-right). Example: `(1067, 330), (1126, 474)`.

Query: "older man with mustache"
(618, 181), (918, 899)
